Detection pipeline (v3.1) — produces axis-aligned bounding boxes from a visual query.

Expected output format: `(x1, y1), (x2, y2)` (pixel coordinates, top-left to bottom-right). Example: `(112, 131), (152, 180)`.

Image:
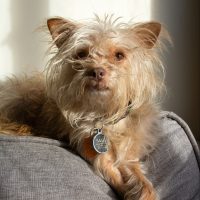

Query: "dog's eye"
(115, 51), (125, 61)
(76, 49), (89, 59)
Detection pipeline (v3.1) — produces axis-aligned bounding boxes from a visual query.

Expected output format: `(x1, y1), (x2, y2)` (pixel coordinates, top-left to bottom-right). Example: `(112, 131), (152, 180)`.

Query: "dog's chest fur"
(74, 107), (160, 164)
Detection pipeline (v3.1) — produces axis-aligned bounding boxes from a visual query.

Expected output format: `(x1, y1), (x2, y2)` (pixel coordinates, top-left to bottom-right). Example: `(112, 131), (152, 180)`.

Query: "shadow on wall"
(7, 0), (49, 75)
(151, 0), (200, 140)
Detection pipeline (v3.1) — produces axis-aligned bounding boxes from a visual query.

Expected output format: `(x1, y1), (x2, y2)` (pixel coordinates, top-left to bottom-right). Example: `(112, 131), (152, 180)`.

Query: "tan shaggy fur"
(0, 15), (170, 200)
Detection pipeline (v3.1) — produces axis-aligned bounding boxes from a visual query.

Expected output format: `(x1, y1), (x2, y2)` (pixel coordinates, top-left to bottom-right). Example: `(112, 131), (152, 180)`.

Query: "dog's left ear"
(47, 17), (77, 48)
(133, 22), (161, 49)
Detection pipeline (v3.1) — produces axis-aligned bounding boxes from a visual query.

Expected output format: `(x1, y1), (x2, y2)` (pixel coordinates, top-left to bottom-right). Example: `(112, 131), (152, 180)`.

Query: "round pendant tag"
(92, 129), (108, 153)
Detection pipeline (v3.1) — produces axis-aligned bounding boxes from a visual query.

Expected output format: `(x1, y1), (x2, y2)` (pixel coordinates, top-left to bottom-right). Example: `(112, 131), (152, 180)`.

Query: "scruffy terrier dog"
(0, 16), (169, 199)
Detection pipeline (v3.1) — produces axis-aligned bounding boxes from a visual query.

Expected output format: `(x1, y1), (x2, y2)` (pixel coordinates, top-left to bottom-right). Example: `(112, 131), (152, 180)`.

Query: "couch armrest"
(0, 111), (199, 200)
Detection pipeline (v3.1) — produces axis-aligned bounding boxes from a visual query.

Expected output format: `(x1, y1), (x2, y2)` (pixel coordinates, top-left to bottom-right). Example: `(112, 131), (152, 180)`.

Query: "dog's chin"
(85, 87), (111, 106)
(82, 83), (114, 111)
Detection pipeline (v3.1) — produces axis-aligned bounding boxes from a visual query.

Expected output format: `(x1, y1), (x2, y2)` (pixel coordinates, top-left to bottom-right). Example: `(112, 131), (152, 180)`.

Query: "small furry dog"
(0, 16), (169, 199)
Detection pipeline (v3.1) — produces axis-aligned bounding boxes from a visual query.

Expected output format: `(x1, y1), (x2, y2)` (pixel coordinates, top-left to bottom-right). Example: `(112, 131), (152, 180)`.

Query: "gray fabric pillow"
(0, 111), (199, 200)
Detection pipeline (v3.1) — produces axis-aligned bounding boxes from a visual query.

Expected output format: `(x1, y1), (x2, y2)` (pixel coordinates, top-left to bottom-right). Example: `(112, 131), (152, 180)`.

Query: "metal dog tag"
(92, 129), (108, 153)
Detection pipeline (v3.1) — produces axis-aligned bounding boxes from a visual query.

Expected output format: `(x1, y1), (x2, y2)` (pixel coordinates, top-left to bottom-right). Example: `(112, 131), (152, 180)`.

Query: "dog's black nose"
(86, 67), (106, 80)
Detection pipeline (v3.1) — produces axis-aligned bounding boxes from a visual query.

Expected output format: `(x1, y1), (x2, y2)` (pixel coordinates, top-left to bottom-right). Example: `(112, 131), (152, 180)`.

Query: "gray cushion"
(147, 112), (200, 200)
(0, 112), (199, 200)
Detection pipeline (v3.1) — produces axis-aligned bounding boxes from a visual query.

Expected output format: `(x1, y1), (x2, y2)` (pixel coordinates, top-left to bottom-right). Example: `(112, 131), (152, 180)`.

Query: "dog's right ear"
(47, 17), (77, 48)
(133, 22), (161, 49)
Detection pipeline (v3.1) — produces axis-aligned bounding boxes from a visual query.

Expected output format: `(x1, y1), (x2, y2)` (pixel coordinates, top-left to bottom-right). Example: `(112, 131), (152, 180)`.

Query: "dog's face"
(46, 16), (164, 117)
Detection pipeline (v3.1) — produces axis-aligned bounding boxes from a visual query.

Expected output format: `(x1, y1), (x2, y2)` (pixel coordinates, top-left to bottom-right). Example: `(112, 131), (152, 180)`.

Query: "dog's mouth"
(86, 79), (109, 92)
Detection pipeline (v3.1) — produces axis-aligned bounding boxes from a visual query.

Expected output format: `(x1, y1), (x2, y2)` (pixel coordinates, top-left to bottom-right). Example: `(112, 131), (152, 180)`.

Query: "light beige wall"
(151, 0), (200, 140)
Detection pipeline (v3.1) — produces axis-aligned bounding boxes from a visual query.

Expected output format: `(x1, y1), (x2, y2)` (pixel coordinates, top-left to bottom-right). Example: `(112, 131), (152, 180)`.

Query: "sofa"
(0, 111), (199, 200)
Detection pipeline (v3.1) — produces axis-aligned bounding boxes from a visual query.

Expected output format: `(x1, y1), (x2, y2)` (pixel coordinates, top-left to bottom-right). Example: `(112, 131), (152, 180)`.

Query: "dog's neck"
(63, 100), (133, 128)
(93, 101), (132, 127)
(111, 101), (132, 124)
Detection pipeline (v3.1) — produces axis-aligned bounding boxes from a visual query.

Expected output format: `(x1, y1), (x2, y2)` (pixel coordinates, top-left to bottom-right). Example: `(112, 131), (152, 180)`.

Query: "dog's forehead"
(74, 21), (135, 50)
(78, 23), (119, 40)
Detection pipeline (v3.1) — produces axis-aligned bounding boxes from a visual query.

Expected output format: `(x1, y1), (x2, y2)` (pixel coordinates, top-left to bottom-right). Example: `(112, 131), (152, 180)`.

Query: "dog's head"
(46, 16), (167, 119)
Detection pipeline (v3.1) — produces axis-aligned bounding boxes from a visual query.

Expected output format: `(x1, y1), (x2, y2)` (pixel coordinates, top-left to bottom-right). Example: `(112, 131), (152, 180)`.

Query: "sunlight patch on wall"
(49, 0), (151, 21)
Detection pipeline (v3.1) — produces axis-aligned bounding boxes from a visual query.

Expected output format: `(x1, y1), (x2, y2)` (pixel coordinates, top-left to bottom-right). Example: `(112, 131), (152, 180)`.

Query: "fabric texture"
(0, 111), (199, 200)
